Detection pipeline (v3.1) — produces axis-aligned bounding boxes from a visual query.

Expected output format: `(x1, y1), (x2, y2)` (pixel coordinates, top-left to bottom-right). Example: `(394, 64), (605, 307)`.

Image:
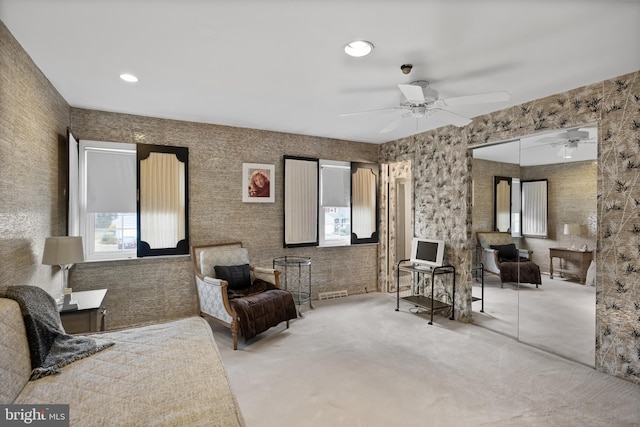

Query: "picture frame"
(242, 163), (275, 203)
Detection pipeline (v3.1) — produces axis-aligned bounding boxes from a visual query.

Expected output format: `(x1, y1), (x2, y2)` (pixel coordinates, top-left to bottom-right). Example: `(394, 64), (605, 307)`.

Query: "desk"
(549, 248), (593, 284)
(60, 289), (108, 333)
(395, 261), (455, 325)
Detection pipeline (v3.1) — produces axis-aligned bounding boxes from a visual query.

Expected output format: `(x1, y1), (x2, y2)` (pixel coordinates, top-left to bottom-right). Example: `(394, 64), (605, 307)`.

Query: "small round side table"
(273, 256), (313, 316)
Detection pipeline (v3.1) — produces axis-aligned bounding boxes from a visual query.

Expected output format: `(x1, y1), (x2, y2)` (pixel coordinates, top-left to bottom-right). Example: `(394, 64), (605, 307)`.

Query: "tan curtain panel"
(522, 180), (548, 237)
(140, 152), (186, 248)
(352, 168), (376, 238)
(495, 180), (511, 232)
(285, 158), (318, 245)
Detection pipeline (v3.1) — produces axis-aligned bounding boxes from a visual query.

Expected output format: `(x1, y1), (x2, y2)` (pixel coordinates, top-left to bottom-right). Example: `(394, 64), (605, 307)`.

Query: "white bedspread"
(14, 317), (245, 427)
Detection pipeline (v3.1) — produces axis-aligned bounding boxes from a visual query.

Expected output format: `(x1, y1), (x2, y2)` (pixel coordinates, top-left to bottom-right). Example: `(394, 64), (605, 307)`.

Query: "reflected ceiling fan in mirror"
(531, 127), (597, 159)
(340, 79), (510, 133)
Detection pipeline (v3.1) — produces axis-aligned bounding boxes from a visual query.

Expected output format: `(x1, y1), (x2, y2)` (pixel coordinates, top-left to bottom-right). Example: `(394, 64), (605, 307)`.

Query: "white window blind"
(82, 141), (136, 213)
(320, 162), (350, 207)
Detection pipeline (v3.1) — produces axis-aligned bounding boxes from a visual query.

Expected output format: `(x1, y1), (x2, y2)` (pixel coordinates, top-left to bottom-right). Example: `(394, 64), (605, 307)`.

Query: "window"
(78, 140), (137, 261)
(284, 156), (378, 248)
(511, 178), (521, 237)
(319, 160), (351, 246)
(71, 138), (189, 260)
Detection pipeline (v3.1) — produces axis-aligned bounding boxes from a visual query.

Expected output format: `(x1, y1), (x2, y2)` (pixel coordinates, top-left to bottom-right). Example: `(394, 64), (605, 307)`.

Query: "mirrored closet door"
(471, 124), (597, 367)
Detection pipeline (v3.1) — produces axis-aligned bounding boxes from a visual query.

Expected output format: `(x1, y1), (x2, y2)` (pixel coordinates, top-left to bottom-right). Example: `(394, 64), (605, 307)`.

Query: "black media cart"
(395, 260), (455, 325)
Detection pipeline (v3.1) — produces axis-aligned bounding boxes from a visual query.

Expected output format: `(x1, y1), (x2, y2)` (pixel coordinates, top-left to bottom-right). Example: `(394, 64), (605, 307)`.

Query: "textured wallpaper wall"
(1, 19), (380, 331)
(380, 71), (640, 383)
(69, 108), (380, 329)
(0, 21), (70, 297)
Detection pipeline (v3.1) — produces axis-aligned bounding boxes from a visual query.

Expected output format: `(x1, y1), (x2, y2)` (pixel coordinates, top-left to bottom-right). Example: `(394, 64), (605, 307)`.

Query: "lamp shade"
(563, 224), (581, 236)
(42, 236), (84, 265)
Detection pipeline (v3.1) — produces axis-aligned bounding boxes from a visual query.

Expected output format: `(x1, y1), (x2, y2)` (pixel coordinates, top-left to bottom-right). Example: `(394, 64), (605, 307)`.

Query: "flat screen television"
(409, 237), (445, 269)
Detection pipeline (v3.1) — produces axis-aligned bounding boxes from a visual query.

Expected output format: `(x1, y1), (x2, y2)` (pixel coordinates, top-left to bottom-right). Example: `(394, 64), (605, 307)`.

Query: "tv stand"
(395, 260), (455, 324)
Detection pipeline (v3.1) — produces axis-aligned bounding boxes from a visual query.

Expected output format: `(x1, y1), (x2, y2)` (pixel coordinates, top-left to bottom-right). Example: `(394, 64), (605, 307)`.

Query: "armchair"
(476, 232), (541, 288)
(191, 243), (297, 349)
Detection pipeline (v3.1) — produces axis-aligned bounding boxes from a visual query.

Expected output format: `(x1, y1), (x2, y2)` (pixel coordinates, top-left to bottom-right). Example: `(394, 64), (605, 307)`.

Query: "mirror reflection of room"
(471, 124), (597, 367)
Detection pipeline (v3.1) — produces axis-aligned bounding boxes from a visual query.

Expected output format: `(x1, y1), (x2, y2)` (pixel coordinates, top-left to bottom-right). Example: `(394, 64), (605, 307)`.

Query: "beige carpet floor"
(213, 292), (639, 427)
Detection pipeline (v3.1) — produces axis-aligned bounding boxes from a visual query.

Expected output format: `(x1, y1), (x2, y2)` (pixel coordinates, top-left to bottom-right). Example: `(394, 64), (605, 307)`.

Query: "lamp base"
(60, 287), (78, 311)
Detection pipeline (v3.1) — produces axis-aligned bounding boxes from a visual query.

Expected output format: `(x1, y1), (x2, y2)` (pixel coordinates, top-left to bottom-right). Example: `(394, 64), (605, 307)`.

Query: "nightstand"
(60, 289), (108, 334)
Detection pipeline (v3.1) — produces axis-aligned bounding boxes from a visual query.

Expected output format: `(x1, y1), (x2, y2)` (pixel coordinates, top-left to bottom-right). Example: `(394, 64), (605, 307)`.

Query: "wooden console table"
(549, 248), (593, 284)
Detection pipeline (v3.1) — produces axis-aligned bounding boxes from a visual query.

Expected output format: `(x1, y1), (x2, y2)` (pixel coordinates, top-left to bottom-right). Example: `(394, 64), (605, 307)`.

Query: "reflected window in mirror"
(510, 178), (521, 237)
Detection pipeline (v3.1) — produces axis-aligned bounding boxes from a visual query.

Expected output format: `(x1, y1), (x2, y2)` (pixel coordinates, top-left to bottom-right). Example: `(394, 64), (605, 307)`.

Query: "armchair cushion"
(214, 264), (252, 290)
(490, 243), (519, 262)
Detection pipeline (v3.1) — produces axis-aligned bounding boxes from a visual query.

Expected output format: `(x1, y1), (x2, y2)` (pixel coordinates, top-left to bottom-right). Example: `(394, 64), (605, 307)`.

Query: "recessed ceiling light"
(119, 73), (139, 83)
(344, 40), (374, 57)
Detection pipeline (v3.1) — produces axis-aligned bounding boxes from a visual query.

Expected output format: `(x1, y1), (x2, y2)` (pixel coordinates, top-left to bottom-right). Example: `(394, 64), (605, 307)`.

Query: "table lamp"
(563, 224), (581, 250)
(42, 236), (84, 308)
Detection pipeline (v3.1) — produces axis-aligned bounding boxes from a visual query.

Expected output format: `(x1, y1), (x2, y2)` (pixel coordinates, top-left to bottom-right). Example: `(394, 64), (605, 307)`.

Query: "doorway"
(381, 160), (412, 293)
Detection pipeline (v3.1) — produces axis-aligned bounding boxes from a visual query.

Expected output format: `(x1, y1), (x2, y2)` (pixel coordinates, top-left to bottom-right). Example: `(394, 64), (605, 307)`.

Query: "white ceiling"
(1, 0), (639, 144)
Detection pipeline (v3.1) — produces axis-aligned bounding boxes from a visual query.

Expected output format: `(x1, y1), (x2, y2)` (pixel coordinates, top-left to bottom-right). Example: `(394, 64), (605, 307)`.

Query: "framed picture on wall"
(242, 163), (275, 203)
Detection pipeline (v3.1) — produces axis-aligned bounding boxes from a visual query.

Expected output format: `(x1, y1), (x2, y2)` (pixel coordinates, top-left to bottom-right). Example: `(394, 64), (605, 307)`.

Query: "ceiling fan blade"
(398, 84), (425, 103)
(339, 107), (400, 117)
(379, 116), (406, 134)
(441, 91), (510, 107)
(533, 136), (566, 144)
(433, 109), (472, 127)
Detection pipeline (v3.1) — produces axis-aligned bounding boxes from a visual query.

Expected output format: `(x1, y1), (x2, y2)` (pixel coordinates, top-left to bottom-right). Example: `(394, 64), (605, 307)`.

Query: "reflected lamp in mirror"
(563, 224), (581, 250)
(42, 236), (84, 308)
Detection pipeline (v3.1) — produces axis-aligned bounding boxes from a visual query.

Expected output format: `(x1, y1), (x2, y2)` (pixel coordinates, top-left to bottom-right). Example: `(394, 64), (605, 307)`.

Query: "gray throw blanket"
(0, 285), (114, 380)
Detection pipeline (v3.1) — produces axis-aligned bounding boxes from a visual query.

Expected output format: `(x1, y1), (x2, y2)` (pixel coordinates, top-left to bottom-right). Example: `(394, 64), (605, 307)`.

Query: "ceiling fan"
(340, 80), (510, 133)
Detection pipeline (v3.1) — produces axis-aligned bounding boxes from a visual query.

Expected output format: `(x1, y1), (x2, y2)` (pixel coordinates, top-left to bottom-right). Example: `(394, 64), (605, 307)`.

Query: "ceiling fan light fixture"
(559, 145), (575, 159)
(344, 40), (374, 57)
(119, 73), (139, 83)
